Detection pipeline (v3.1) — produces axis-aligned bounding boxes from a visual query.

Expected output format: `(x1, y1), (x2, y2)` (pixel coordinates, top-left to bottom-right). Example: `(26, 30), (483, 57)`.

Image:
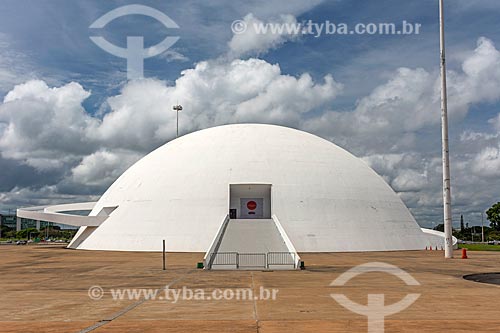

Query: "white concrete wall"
(421, 228), (459, 250)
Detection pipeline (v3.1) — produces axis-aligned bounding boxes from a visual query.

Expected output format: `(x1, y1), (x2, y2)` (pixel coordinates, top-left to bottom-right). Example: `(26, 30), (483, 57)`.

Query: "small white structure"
(18, 124), (456, 254)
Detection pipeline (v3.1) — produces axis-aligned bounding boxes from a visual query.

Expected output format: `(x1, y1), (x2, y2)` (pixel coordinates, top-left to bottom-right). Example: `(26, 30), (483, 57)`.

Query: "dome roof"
(70, 124), (429, 252)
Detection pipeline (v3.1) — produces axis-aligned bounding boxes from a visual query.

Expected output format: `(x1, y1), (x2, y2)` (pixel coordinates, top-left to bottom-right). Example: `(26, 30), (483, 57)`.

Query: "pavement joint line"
(250, 272), (260, 333)
(76, 269), (195, 333)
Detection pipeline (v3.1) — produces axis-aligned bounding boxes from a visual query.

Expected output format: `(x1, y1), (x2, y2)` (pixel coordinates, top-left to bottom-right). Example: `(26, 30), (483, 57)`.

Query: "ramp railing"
(271, 215), (301, 269)
(208, 251), (297, 270)
(203, 214), (230, 269)
(238, 253), (267, 269)
(209, 252), (238, 268)
(267, 252), (296, 268)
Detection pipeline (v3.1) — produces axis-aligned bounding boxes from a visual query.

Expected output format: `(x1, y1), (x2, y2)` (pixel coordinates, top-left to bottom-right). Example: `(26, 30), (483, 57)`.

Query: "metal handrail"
(209, 252), (238, 267)
(208, 251), (297, 269)
(267, 252), (296, 267)
(238, 253), (267, 269)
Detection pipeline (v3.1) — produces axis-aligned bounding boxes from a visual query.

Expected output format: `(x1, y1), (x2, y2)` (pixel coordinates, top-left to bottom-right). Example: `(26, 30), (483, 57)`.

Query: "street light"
(172, 104), (183, 138)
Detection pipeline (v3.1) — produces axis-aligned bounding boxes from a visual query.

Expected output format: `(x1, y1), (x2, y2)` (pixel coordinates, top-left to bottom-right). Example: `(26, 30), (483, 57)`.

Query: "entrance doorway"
(229, 184), (271, 219)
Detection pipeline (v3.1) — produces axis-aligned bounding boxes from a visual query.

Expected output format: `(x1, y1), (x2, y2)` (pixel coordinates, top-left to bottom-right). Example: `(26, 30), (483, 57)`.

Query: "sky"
(0, 0), (499, 228)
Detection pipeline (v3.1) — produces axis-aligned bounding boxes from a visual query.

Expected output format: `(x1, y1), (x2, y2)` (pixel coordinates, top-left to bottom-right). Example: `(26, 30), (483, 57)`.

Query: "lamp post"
(481, 212), (485, 243)
(439, 0), (454, 258)
(172, 104), (183, 138)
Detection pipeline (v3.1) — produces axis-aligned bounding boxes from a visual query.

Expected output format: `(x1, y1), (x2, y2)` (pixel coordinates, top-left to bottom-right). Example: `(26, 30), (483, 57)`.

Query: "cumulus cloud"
(0, 80), (98, 170)
(0, 185), (99, 209)
(91, 58), (341, 151)
(453, 37), (500, 106)
(70, 150), (142, 188)
(0, 57), (340, 207)
(304, 37), (500, 156)
(228, 13), (300, 57)
(472, 146), (500, 177)
(363, 154), (435, 193)
(307, 38), (500, 226)
(361, 147), (500, 226)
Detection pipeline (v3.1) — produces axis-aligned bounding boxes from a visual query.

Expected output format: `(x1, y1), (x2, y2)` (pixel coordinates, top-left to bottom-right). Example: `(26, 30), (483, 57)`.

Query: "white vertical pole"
(481, 212), (484, 243)
(163, 239), (166, 270)
(439, 0), (453, 258)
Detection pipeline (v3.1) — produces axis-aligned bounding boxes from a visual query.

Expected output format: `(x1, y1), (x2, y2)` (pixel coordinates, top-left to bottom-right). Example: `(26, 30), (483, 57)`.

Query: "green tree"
(15, 228), (39, 239)
(486, 202), (500, 231)
(434, 223), (444, 232)
(488, 230), (500, 241)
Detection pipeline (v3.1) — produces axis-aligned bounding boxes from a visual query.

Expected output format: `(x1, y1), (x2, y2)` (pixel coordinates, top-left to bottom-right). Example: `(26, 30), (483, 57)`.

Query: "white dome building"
(19, 124), (453, 262)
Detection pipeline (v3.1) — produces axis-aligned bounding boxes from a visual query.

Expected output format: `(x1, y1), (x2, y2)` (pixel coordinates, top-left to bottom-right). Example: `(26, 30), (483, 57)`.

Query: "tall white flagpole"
(439, 0), (454, 258)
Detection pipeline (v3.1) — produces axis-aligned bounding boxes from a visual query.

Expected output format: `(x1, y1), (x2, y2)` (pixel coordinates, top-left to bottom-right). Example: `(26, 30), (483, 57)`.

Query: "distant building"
(0, 214), (17, 230)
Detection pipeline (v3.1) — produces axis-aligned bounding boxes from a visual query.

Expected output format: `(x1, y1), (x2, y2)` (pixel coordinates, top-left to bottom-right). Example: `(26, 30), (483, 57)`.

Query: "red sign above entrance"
(247, 201), (257, 210)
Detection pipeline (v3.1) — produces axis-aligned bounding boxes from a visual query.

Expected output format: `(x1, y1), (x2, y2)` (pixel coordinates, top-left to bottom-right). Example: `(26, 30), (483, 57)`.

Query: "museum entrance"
(229, 184), (272, 219)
